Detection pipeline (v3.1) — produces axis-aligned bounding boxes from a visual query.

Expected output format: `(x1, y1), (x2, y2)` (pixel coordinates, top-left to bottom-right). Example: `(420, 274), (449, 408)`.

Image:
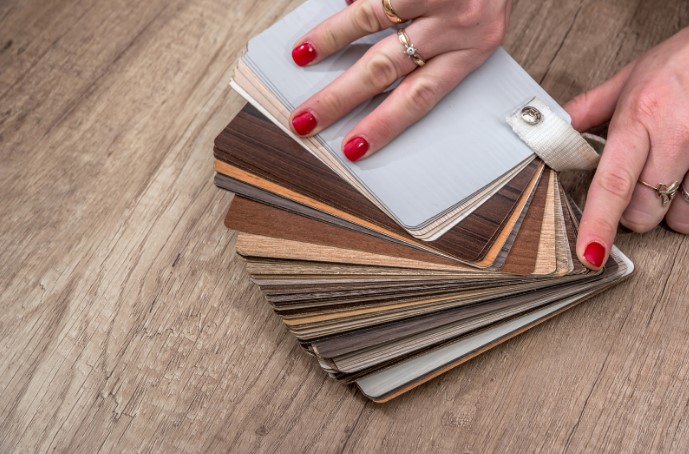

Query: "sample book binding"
(213, 0), (633, 402)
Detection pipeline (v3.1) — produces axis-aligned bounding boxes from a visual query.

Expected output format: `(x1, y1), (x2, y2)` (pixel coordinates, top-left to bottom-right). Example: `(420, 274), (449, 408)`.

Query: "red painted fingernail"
(583, 241), (606, 268)
(292, 42), (317, 66)
(345, 0), (356, 4)
(291, 111), (317, 135)
(343, 136), (369, 162)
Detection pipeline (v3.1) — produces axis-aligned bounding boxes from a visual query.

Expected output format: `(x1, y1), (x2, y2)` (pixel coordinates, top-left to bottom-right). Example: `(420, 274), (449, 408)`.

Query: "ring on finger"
(382, 0), (405, 24)
(638, 179), (680, 207)
(397, 29), (425, 67)
(678, 185), (689, 204)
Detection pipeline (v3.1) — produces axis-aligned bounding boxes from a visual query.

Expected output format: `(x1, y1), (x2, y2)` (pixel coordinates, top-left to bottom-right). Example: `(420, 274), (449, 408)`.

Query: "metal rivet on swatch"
(520, 106), (543, 125)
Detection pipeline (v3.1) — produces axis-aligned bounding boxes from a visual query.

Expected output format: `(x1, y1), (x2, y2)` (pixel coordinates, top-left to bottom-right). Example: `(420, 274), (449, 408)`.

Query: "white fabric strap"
(506, 97), (603, 172)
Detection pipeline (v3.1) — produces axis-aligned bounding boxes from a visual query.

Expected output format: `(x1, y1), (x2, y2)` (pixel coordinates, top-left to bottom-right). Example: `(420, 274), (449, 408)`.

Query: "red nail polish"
(345, 0), (355, 4)
(291, 111), (317, 135)
(343, 136), (369, 162)
(292, 42), (317, 66)
(583, 241), (606, 268)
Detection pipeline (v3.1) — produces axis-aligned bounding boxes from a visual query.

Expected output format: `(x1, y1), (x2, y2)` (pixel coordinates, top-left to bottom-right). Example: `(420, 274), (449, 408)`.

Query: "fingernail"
(345, 0), (356, 4)
(583, 241), (606, 268)
(292, 42), (317, 66)
(291, 111), (317, 135)
(343, 136), (369, 162)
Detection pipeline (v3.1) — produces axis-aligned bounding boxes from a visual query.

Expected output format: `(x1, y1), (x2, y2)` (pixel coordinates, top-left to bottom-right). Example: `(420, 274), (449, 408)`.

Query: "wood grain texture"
(0, 0), (688, 452)
(214, 106), (541, 264)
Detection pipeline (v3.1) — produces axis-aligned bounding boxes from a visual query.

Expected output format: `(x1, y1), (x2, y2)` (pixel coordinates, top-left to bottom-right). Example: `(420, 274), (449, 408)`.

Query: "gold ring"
(397, 29), (425, 67)
(679, 185), (689, 204)
(638, 179), (680, 207)
(382, 0), (405, 24)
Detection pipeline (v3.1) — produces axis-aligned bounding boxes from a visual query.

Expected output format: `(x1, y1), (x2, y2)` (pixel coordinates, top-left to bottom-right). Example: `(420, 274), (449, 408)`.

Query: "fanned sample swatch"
(213, 108), (633, 402)
(215, 0), (633, 402)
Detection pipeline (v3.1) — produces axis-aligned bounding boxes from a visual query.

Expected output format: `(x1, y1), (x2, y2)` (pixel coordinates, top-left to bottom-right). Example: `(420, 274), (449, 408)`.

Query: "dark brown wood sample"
(214, 104), (540, 263)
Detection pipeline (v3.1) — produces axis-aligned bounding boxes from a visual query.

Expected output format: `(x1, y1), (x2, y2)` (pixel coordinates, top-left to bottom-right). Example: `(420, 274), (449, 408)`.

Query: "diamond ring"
(397, 29), (425, 67)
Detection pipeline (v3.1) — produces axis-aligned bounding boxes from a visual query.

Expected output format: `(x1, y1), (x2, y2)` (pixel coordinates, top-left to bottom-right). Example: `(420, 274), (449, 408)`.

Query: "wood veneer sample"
(502, 168), (549, 273)
(226, 196), (467, 268)
(214, 105), (541, 264)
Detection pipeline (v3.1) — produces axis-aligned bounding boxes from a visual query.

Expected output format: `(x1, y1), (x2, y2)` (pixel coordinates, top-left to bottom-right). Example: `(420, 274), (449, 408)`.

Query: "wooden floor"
(1, 0), (688, 451)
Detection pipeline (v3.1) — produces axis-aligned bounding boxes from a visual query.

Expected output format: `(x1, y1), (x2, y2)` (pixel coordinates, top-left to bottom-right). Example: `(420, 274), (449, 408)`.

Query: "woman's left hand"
(288, 0), (511, 161)
(564, 27), (689, 269)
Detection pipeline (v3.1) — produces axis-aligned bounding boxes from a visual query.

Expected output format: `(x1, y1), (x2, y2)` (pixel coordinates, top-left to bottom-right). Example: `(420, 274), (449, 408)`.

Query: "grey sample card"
(244, 0), (569, 228)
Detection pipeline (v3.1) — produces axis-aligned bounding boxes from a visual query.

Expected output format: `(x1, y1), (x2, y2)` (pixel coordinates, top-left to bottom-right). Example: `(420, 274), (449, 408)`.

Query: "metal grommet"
(520, 106), (543, 125)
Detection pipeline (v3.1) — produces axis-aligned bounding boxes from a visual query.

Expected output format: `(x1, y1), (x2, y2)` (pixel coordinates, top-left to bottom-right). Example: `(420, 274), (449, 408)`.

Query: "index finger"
(291, 0), (425, 66)
(576, 116), (649, 269)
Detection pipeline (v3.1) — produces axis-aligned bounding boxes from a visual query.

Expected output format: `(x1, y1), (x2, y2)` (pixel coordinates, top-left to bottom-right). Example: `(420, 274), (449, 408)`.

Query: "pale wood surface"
(1, 0), (688, 452)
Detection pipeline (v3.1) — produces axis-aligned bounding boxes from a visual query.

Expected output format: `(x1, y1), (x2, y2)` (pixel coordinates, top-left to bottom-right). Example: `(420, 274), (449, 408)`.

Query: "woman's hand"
(564, 27), (689, 269)
(289, 0), (511, 161)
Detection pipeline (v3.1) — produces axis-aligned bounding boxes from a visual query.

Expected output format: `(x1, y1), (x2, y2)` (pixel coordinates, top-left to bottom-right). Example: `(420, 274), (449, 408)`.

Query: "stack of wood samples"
(213, 0), (633, 402)
(212, 105), (633, 402)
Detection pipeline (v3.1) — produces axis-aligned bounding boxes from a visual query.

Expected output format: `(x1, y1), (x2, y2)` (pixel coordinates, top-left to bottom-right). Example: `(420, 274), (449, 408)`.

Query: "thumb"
(564, 62), (636, 132)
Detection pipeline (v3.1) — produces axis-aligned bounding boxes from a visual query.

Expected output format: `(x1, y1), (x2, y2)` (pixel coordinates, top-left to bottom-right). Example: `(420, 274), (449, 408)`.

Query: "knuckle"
(594, 167), (635, 202)
(365, 53), (400, 91)
(321, 26), (340, 51)
(627, 90), (661, 124)
(581, 215), (618, 240)
(365, 115), (395, 141)
(454, 0), (484, 27)
(352, 2), (382, 34)
(406, 78), (442, 113)
(315, 90), (346, 117)
(451, 1), (506, 49)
